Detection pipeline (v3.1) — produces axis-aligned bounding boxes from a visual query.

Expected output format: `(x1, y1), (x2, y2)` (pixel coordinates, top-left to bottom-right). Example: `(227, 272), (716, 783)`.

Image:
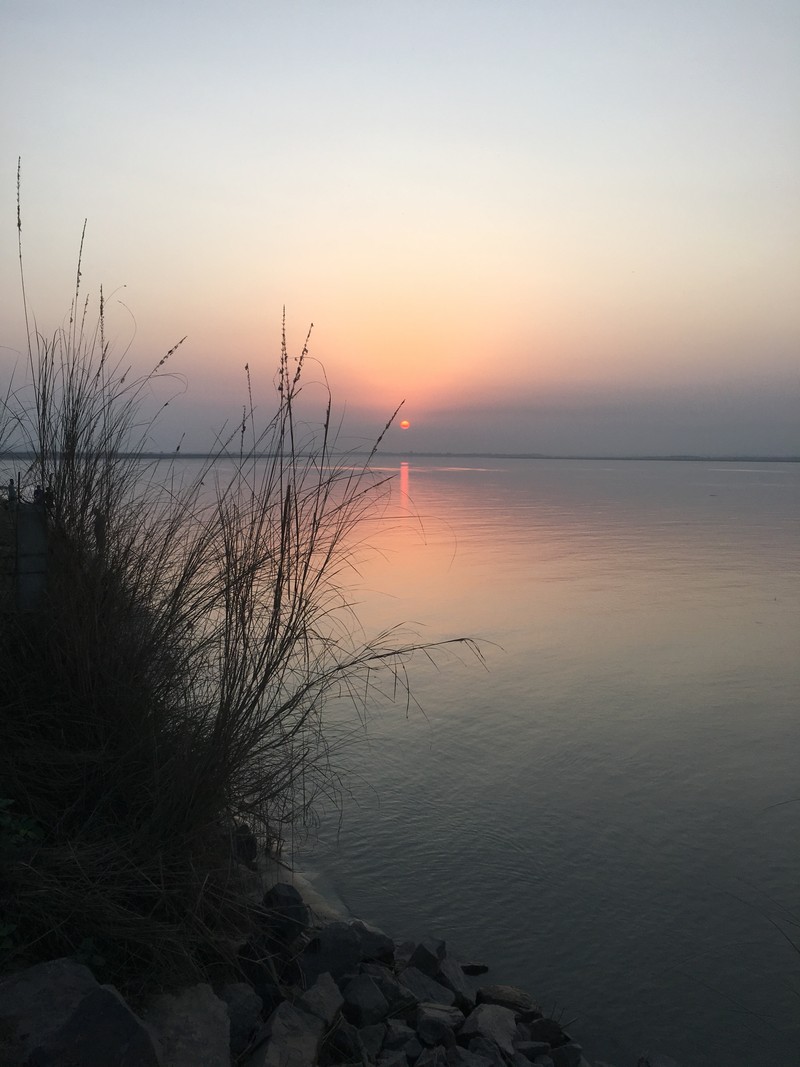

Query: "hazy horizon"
(2, 1), (798, 457)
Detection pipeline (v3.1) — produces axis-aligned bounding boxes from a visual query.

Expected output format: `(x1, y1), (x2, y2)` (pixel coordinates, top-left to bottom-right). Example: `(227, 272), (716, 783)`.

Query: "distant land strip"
(1, 451), (798, 463)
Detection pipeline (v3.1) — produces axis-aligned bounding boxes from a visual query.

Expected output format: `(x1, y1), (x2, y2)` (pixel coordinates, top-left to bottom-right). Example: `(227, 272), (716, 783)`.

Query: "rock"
(467, 1035), (505, 1060)
(394, 939), (417, 967)
(237, 936), (282, 1013)
(302, 921), (362, 982)
(476, 984), (538, 1016)
(415, 1003), (464, 1047)
(243, 1001), (324, 1067)
(460, 1003), (518, 1059)
(459, 962), (489, 976)
(637, 1056), (681, 1067)
(218, 982), (263, 1055)
(361, 962), (417, 1012)
(383, 1017), (418, 1050)
(437, 956), (476, 1012)
(515, 1041), (553, 1062)
(0, 958), (161, 1067)
(512, 1054), (537, 1067)
(296, 970), (344, 1027)
(342, 973), (390, 1026)
(398, 966), (456, 1006)
(262, 882), (311, 944)
(550, 1043), (585, 1067)
(145, 983), (229, 1067)
(445, 1048), (497, 1067)
(326, 1017), (362, 1061)
(359, 1021), (387, 1059)
(528, 1018), (567, 1047)
(417, 1047), (449, 1066)
(378, 1053), (409, 1067)
(351, 918), (395, 964)
(409, 938), (447, 977)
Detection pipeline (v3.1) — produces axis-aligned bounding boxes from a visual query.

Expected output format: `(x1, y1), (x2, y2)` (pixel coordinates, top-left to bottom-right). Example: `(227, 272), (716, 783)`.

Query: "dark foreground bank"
(0, 865), (680, 1067)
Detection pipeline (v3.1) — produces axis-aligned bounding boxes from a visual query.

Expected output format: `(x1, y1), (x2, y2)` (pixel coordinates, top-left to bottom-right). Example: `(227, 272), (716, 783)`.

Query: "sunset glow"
(1, 2), (797, 455)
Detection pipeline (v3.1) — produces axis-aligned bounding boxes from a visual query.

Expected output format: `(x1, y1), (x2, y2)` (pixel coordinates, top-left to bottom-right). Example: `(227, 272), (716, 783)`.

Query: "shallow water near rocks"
(289, 458), (800, 1067)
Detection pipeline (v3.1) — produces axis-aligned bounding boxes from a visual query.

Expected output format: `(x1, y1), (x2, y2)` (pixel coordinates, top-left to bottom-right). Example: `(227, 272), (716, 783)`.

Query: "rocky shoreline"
(0, 860), (678, 1067)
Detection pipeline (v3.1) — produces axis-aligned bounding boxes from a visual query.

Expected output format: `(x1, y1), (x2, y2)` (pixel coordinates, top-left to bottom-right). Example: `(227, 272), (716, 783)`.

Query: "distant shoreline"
(2, 450), (798, 463)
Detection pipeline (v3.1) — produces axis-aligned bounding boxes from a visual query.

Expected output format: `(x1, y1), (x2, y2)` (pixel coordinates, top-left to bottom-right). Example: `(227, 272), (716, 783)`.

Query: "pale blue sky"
(2, 1), (798, 454)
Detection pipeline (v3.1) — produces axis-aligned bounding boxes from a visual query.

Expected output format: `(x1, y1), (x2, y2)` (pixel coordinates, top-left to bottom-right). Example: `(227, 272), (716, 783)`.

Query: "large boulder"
(415, 1002), (464, 1047)
(261, 882), (310, 945)
(408, 938), (447, 977)
(301, 921), (362, 983)
(217, 982), (263, 1056)
(145, 983), (229, 1067)
(296, 971), (344, 1028)
(460, 1003), (518, 1059)
(351, 919), (395, 964)
(398, 966), (456, 1007)
(243, 1000), (324, 1067)
(342, 973), (390, 1026)
(438, 956), (476, 1012)
(0, 958), (161, 1067)
(476, 984), (539, 1017)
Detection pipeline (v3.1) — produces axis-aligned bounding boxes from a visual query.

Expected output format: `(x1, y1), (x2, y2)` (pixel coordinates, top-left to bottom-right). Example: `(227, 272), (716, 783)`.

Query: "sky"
(1, 1), (798, 456)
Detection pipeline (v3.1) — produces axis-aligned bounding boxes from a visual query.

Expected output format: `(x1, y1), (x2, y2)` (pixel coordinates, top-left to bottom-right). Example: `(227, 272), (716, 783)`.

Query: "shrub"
(0, 200), (476, 990)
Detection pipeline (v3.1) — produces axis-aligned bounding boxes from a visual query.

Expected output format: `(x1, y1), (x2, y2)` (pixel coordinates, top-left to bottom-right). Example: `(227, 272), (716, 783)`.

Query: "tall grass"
(0, 201), (477, 989)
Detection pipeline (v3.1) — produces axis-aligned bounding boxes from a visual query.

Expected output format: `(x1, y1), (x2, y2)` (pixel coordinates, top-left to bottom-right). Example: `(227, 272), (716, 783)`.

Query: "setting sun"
(399, 419), (411, 430)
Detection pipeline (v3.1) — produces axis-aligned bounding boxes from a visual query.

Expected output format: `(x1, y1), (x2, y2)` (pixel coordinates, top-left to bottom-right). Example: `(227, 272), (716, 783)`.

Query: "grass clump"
(0, 207), (475, 992)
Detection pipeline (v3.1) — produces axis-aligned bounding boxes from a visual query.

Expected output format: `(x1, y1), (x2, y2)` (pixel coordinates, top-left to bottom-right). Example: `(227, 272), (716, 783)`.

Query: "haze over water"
(292, 456), (800, 1067)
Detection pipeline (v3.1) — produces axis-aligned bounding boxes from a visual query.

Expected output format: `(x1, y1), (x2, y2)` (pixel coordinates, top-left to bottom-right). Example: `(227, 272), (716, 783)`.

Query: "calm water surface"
(291, 459), (800, 1067)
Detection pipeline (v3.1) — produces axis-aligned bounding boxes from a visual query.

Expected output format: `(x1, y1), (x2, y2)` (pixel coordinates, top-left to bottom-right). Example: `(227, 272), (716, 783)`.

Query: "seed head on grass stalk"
(0, 210), (480, 990)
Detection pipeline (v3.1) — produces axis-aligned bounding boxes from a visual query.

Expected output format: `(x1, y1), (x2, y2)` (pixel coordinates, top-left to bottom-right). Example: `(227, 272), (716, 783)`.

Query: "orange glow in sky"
(1, 3), (798, 456)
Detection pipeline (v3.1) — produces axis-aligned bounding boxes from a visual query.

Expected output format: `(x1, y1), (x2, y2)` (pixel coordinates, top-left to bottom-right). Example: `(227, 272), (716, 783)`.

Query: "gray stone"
(445, 1048), (496, 1067)
(359, 1021), (387, 1058)
(343, 973), (390, 1026)
(416, 1047), (449, 1066)
(326, 1017), (362, 1060)
(361, 962), (417, 1012)
(460, 1003), (518, 1058)
(459, 961), (489, 976)
(528, 1018), (566, 1046)
(145, 983), (229, 1067)
(409, 938), (447, 977)
(0, 959), (161, 1067)
(262, 881), (310, 944)
(438, 956), (476, 1012)
(476, 984), (538, 1015)
(515, 1041), (553, 1062)
(398, 966), (456, 1006)
(532, 1058), (554, 1067)
(394, 939), (416, 967)
(467, 1035), (504, 1061)
(237, 936), (282, 1013)
(378, 1053), (409, 1067)
(383, 1017), (418, 1050)
(406, 1035), (424, 1062)
(218, 982), (263, 1055)
(513, 1054), (536, 1067)
(415, 1003), (464, 1047)
(351, 918), (395, 963)
(637, 1056), (681, 1067)
(302, 920), (362, 982)
(296, 970), (344, 1027)
(243, 1001), (324, 1067)
(550, 1043), (585, 1067)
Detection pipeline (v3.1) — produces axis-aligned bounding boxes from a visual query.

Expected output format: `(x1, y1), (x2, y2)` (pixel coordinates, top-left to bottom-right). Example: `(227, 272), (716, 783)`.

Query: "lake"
(289, 457), (800, 1067)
